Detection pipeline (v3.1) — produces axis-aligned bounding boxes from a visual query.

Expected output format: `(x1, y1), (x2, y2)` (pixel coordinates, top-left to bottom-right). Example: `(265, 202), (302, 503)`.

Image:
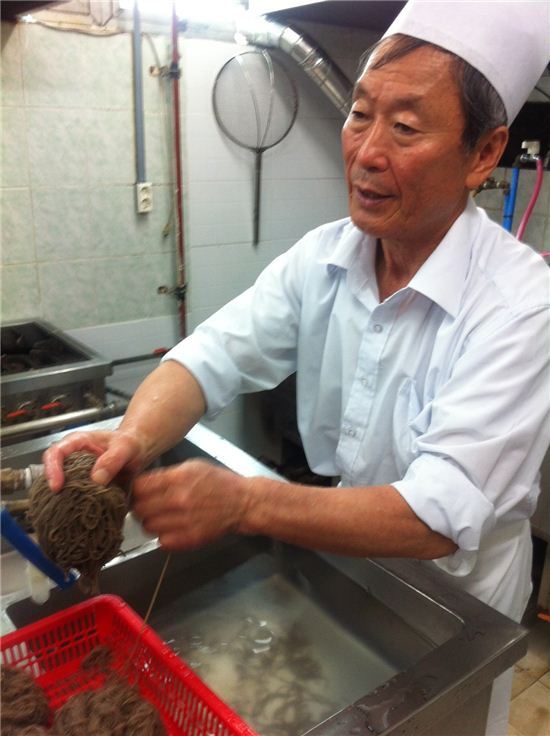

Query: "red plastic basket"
(0, 594), (259, 736)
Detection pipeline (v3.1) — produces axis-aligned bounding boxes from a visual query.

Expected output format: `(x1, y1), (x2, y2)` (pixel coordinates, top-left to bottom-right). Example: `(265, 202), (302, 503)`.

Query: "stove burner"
(1, 354), (36, 374)
(1, 326), (84, 375)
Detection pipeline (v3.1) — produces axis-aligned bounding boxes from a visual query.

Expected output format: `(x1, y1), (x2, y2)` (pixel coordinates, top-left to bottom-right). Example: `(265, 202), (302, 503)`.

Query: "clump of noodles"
(0, 665), (51, 735)
(52, 645), (166, 736)
(28, 451), (128, 594)
(0, 648), (166, 736)
(52, 677), (166, 736)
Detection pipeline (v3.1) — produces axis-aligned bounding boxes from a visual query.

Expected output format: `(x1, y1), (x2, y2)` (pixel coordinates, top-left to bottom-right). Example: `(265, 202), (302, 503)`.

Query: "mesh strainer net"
(212, 50), (299, 245)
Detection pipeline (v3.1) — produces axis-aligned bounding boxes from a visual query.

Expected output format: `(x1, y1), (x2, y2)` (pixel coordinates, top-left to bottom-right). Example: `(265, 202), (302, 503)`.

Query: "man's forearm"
(118, 360), (207, 466)
(240, 476), (457, 560)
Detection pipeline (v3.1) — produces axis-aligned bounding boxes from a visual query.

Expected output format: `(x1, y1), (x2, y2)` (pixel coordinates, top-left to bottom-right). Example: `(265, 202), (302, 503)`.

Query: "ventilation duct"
(181, 13), (353, 117)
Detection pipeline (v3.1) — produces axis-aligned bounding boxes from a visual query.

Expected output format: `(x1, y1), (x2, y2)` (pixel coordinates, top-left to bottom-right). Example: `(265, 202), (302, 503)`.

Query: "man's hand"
(43, 429), (146, 492)
(43, 361), (207, 494)
(131, 460), (250, 550)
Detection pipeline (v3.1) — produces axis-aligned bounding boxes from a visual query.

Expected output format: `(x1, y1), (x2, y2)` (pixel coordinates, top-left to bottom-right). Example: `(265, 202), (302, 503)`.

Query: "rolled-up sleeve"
(162, 241), (308, 418)
(393, 304), (550, 574)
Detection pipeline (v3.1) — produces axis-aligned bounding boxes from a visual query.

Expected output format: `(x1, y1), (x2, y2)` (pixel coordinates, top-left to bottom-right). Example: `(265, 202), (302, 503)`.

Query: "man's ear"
(465, 126), (509, 191)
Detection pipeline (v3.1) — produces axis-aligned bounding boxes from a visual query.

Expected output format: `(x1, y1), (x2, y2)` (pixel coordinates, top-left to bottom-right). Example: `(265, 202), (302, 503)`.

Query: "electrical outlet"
(136, 182), (153, 214)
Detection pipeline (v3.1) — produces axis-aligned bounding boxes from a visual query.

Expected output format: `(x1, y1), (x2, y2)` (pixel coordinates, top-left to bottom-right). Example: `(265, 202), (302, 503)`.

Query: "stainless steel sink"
(1, 418), (528, 736)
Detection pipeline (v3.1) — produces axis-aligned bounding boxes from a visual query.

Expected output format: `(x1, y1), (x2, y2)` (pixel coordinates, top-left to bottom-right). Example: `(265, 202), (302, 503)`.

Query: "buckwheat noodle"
(22, 451), (173, 734)
(28, 452), (127, 595)
(0, 666), (50, 734)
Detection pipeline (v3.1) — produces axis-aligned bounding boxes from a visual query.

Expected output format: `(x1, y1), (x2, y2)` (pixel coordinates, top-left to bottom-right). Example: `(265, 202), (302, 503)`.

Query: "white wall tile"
(514, 168), (550, 218)
(88, 187), (138, 257)
(1, 107), (29, 188)
(1, 188), (35, 264)
(86, 184), (173, 257)
(32, 188), (92, 261)
(27, 107), (89, 188)
(87, 109), (135, 186)
(185, 113), (252, 183)
(1, 264), (40, 321)
(542, 220), (550, 253)
(1, 22), (23, 107)
(515, 213), (547, 250)
(181, 39), (237, 112)
(21, 24), (90, 109)
(93, 253), (176, 324)
(38, 260), (99, 328)
(87, 33), (133, 110)
(262, 118), (344, 181)
(145, 111), (172, 185)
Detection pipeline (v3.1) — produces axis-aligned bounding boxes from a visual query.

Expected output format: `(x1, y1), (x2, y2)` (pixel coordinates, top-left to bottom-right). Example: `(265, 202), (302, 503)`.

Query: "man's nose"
(356, 122), (390, 171)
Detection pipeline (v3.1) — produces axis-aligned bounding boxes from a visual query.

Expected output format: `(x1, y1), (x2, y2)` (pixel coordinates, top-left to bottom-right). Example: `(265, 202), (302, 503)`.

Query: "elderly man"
(46, 1), (549, 733)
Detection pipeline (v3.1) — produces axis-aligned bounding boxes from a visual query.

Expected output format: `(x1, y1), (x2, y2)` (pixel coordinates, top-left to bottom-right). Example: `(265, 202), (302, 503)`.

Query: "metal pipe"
(171, 2), (187, 338)
(181, 15), (353, 118)
(270, 24), (351, 117)
(0, 402), (125, 442)
(106, 385), (134, 401)
(111, 349), (168, 366)
(0, 466), (43, 494)
(133, 1), (146, 182)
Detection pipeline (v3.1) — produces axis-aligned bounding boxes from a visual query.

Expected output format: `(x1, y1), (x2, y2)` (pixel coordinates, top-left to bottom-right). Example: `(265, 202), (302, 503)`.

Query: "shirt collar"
(321, 197), (480, 318)
(407, 196), (479, 318)
(319, 219), (375, 275)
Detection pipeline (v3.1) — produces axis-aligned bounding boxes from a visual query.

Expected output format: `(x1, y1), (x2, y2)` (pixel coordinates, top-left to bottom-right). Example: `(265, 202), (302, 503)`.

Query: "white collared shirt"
(164, 197), (550, 595)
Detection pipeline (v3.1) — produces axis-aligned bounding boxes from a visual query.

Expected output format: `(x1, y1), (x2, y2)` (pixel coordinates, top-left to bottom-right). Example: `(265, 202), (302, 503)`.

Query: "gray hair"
(358, 35), (508, 151)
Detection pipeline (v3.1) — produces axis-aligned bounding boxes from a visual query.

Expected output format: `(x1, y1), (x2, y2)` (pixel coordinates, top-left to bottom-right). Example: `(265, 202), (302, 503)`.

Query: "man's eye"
(395, 122), (416, 134)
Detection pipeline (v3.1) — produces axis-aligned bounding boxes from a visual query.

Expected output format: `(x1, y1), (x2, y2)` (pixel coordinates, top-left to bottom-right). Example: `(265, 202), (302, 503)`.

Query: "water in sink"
(149, 553), (396, 736)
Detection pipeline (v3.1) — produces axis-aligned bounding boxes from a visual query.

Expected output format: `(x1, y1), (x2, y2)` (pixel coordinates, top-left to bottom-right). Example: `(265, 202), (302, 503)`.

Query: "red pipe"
(171, 2), (187, 337)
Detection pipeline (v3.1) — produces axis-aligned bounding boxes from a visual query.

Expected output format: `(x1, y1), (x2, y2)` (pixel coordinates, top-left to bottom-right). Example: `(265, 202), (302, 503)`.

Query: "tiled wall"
(0, 17), (357, 450)
(0, 19), (358, 336)
(1, 21), (177, 329)
(181, 35), (352, 330)
(1, 17), (548, 450)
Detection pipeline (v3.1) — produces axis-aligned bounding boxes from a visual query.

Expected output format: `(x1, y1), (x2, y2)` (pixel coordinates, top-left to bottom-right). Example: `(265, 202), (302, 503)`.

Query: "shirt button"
(343, 427), (357, 437)
(373, 324), (383, 333)
(361, 374), (375, 389)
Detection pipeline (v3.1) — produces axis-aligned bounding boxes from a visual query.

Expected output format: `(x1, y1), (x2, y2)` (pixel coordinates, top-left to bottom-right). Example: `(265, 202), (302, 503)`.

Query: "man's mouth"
(356, 185), (392, 199)
(354, 186), (393, 205)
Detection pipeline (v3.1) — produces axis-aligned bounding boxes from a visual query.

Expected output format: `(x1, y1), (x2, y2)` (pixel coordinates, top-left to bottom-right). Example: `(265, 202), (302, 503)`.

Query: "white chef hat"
(383, 0), (550, 123)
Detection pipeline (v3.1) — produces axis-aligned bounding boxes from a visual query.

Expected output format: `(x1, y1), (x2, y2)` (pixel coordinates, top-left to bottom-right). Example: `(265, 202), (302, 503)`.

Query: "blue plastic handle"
(0, 507), (76, 589)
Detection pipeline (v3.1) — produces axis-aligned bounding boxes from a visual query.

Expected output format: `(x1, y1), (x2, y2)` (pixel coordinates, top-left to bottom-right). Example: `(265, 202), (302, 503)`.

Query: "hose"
(516, 158), (544, 241)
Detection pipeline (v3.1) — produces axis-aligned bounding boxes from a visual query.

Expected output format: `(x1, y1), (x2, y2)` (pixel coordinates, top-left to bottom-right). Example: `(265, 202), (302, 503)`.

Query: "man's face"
(342, 43), (477, 248)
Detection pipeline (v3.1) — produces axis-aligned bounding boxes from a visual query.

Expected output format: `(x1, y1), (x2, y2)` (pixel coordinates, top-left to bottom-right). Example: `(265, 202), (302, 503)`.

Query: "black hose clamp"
(169, 61), (181, 80)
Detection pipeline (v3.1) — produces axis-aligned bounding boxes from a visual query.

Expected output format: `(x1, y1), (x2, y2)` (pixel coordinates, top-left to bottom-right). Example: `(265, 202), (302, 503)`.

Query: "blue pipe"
(133, 2), (146, 183)
(502, 167), (520, 232)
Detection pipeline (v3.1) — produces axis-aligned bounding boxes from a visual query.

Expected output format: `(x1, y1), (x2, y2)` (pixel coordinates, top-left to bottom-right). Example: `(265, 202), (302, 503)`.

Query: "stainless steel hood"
(251, 0), (406, 31)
